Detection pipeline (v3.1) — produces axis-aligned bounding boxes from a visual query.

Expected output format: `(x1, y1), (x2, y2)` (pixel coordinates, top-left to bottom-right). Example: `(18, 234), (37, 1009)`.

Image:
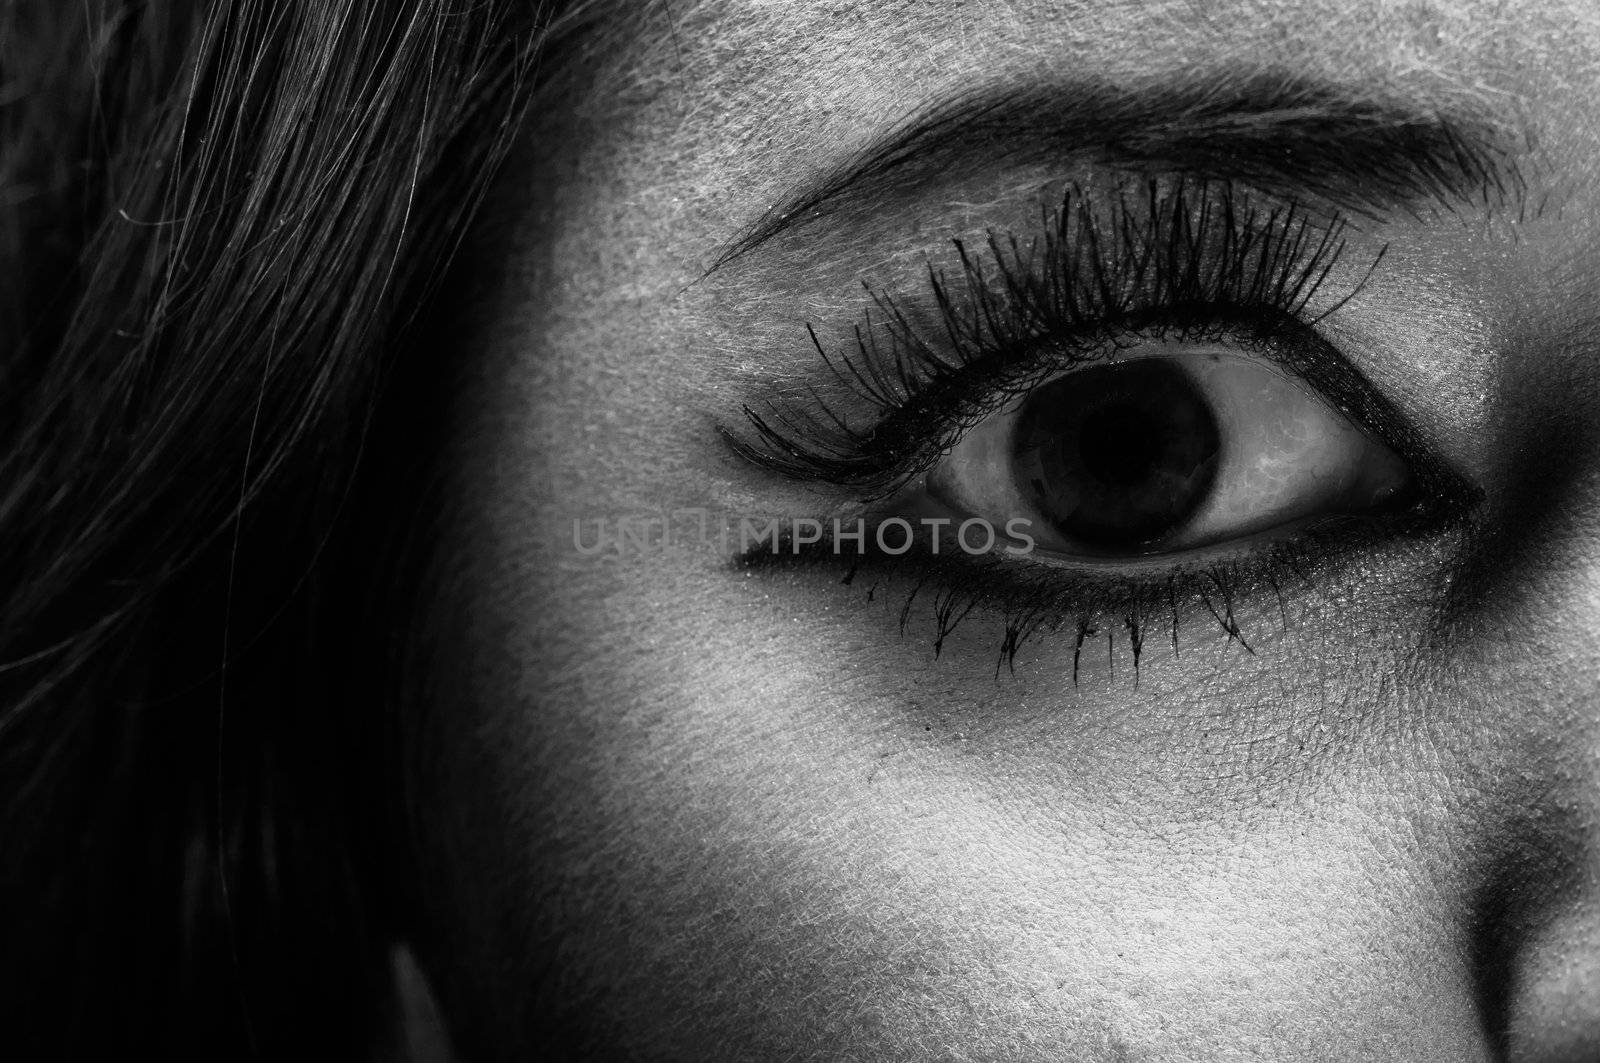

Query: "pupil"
(1079, 405), (1166, 486)
(1013, 359), (1220, 552)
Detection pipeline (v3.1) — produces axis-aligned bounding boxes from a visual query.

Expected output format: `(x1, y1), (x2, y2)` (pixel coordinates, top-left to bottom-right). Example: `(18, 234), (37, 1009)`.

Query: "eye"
(919, 340), (1413, 558)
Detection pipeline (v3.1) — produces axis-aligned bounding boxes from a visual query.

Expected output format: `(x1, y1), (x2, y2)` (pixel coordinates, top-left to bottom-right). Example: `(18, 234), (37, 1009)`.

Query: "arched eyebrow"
(710, 71), (1531, 271)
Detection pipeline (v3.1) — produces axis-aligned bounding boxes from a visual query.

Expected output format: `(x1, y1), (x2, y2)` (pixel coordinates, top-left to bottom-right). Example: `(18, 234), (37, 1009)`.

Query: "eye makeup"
(720, 177), (1481, 673)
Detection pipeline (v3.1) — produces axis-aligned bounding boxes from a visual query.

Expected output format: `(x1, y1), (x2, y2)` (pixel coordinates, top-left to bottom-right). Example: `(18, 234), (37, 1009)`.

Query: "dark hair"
(0, 2), (591, 1056)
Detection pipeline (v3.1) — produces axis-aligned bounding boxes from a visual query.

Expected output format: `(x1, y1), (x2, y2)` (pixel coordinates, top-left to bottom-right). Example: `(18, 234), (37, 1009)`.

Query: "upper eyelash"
(720, 177), (1385, 496)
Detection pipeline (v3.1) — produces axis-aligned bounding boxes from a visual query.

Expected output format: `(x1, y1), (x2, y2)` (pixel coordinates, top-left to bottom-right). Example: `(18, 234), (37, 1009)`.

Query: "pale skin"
(402, 1), (1600, 1059)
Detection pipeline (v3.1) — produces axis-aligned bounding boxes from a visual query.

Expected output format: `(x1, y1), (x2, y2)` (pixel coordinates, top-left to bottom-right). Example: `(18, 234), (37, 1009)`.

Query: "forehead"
(592, 0), (1599, 212)
(652, 0), (1586, 79)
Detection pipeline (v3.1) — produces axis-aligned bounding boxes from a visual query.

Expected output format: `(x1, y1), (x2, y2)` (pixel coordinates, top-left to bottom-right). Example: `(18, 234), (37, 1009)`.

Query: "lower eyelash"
(737, 508), (1462, 680)
(745, 538), (1296, 681)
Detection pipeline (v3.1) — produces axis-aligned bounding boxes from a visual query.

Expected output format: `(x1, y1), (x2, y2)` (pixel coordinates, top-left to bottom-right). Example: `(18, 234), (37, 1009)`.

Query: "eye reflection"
(924, 344), (1414, 558)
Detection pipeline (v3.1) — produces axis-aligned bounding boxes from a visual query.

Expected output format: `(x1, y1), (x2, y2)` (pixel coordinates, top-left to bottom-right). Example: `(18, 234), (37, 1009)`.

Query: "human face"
(409, 1), (1600, 1059)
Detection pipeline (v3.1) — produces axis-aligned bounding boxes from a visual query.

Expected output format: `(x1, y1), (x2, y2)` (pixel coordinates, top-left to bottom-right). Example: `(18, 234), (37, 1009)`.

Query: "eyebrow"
(711, 71), (1530, 270)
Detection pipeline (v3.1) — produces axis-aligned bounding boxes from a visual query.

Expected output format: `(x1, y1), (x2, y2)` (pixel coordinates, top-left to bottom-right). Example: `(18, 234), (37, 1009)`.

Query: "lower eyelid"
(733, 509), (1470, 677)
(738, 526), (1271, 671)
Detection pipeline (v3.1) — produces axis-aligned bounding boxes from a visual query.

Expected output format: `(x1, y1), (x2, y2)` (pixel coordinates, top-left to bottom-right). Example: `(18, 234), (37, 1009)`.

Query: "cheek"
(415, 332), (1507, 1061)
(413, 552), (1501, 1062)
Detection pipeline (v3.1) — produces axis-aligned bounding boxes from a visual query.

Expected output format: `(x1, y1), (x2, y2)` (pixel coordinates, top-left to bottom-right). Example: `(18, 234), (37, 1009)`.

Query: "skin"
(403, 1), (1600, 1059)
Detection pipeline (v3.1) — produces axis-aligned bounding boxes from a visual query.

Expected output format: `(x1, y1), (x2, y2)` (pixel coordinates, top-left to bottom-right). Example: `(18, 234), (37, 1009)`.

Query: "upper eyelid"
(721, 179), (1388, 495)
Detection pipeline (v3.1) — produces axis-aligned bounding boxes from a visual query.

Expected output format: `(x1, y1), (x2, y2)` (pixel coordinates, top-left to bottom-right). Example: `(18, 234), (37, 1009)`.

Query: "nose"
(1433, 351), (1600, 1061)
(1503, 880), (1600, 1061)
(1479, 580), (1600, 1062)
(1469, 690), (1600, 1062)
